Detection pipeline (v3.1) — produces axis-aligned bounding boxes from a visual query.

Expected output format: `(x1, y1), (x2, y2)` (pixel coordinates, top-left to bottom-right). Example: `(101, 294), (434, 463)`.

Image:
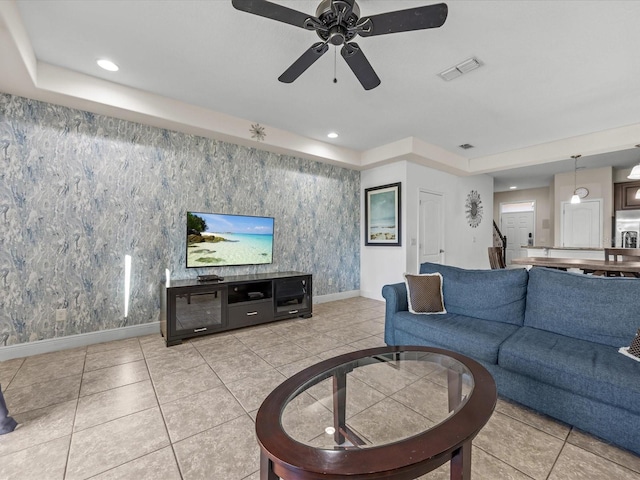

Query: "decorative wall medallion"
(465, 190), (483, 228)
(250, 123), (266, 141)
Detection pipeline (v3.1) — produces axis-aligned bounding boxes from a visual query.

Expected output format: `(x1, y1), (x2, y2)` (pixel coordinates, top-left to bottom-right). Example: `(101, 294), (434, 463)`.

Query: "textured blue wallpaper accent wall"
(0, 93), (360, 346)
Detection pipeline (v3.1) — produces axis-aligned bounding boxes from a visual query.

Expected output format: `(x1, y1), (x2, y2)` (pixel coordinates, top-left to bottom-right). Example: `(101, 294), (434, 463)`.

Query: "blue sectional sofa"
(382, 263), (640, 455)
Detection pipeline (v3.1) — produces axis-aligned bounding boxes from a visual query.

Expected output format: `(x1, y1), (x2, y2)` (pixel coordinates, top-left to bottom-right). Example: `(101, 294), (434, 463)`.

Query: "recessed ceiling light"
(458, 143), (474, 150)
(509, 186), (517, 190)
(97, 59), (119, 72)
(327, 132), (339, 139)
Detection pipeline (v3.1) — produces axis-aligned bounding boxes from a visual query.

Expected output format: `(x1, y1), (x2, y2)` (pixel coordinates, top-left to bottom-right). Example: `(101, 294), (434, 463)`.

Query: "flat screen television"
(186, 211), (274, 268)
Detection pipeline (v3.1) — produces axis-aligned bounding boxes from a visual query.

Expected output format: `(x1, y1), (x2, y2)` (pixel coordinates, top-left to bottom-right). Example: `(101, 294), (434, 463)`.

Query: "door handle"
(439, 249), (445, 253)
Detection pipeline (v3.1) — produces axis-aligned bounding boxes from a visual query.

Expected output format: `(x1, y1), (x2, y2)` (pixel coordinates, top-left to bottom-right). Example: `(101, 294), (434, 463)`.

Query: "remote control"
(198, 274), (223, 282)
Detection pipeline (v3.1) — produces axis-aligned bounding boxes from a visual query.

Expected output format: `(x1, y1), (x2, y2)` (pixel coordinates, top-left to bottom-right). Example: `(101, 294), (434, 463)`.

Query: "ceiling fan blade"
(232, 0), (319, 29)
(357, 3), (448, 37)
(279, 42), (329, 83)
(341, 43), (381, 90)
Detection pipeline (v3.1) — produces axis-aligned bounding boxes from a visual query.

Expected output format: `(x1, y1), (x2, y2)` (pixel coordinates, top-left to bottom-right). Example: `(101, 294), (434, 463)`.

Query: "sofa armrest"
(382, 283), (408, 345)
(382, 283), (408, 313)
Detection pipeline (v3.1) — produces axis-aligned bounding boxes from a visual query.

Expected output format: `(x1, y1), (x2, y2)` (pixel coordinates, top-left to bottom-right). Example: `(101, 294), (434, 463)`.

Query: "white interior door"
(418, 190), (444, 266)
(501, 211), (534, 265)
(561, 200), (602, 247)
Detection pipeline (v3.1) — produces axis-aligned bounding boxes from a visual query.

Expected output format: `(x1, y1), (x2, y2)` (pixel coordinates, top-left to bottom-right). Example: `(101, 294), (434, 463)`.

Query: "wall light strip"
(124, 255), (132, 317)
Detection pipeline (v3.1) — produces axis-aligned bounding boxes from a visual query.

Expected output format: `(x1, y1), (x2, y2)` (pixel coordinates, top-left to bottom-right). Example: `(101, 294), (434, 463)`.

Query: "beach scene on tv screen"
(187, 212), (274, 267)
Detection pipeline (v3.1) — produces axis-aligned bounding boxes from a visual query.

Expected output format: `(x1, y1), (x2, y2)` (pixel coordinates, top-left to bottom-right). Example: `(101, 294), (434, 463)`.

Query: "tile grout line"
(472, 443), (536, 479)
(62, 347), (88, 480)
(544, 430), (570, 480)
(144, 339), (186, 480)
(0, 357), (24, 391)
(496, 402), (571, 442)
(561, 438), (640, 477)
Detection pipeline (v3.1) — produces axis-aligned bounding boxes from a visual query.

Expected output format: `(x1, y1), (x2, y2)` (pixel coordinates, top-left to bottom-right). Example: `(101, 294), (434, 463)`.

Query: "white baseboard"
(0, 290), (362, 361)
(0, 322), (161, 362)
(358, 290), (384, 301)
(314, 290), (360, 304)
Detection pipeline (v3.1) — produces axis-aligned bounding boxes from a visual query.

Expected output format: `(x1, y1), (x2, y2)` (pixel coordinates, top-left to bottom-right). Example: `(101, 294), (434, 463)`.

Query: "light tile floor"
(0, 297), (639, 479)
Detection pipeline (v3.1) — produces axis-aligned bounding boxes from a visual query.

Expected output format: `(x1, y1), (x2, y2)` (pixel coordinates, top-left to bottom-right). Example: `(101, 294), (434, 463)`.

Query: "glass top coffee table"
(256, 346), (497, 480)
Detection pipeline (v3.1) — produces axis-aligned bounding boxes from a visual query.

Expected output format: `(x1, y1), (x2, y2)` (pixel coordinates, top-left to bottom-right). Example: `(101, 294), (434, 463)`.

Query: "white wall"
(360, 161), (494, 300)
(360, 162), (408, 299)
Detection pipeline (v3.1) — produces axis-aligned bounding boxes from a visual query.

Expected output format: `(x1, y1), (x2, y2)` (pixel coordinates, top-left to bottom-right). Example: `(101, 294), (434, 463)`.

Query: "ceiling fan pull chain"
(333, 46), (338, 84)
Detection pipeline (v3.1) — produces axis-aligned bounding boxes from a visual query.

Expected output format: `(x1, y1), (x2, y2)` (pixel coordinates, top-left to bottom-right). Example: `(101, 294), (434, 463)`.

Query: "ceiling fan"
(231, 0), (448, 90)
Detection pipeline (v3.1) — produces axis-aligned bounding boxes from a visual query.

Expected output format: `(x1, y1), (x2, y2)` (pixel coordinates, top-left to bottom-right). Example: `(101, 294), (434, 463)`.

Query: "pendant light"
(628, 145), (640, 180)
(571, 155), (581, 204)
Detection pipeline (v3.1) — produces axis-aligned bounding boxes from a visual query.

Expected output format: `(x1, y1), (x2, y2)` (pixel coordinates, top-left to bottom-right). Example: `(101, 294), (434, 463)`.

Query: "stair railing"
(492, 220), (507, 265)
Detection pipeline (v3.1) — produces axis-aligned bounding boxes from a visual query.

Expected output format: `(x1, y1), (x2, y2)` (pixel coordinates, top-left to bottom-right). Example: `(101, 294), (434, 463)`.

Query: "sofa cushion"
(524, 267), (640, 347)
(392, 311), (521, 364)
(419, 262), (528, 325)
(499, 326), (640, 414)
(404, 273), (446, 314)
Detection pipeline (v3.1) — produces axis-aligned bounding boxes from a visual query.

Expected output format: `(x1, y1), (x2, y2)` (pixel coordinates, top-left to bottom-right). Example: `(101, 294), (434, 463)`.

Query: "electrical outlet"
(328, 278), (333, 286)
(56, 308), (67, 323)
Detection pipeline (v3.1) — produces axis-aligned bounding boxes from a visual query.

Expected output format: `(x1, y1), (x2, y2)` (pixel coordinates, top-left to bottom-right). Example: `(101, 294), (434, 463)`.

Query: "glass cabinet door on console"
(168, 285), (227, 338)
(274, 276), (312, 318)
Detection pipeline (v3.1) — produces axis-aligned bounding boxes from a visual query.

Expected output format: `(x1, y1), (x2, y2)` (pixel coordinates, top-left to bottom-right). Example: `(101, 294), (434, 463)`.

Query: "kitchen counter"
(523, 246), (604, 250)
(523, 246), (604, 260)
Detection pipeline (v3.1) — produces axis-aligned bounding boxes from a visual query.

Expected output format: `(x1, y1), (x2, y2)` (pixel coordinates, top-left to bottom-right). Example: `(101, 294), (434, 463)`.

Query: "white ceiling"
(1, 0), (640, 187)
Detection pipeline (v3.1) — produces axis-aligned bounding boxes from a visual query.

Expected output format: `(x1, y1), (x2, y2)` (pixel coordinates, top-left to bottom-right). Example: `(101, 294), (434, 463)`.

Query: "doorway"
(418, 190), (444, 268)
(500, 202), (535, 266)
(561, 199), (602, 248)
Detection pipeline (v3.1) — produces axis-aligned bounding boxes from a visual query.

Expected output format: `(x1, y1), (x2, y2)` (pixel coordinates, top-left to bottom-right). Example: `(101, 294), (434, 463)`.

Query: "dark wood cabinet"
(614, 181), (640, 210)
(274, 276), (312, 318)
(160, 272), (312, 346)
(161, 283), (227, 346)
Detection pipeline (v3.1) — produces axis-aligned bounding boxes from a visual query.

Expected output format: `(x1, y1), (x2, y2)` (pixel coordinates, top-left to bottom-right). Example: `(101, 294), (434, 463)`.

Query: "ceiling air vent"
(438, 57), (483, 81)
(459, 144), (475, 150)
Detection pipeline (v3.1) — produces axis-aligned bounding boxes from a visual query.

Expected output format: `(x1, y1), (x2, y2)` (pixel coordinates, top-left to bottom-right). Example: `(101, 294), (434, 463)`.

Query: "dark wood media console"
(160, 271), (312, 346)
